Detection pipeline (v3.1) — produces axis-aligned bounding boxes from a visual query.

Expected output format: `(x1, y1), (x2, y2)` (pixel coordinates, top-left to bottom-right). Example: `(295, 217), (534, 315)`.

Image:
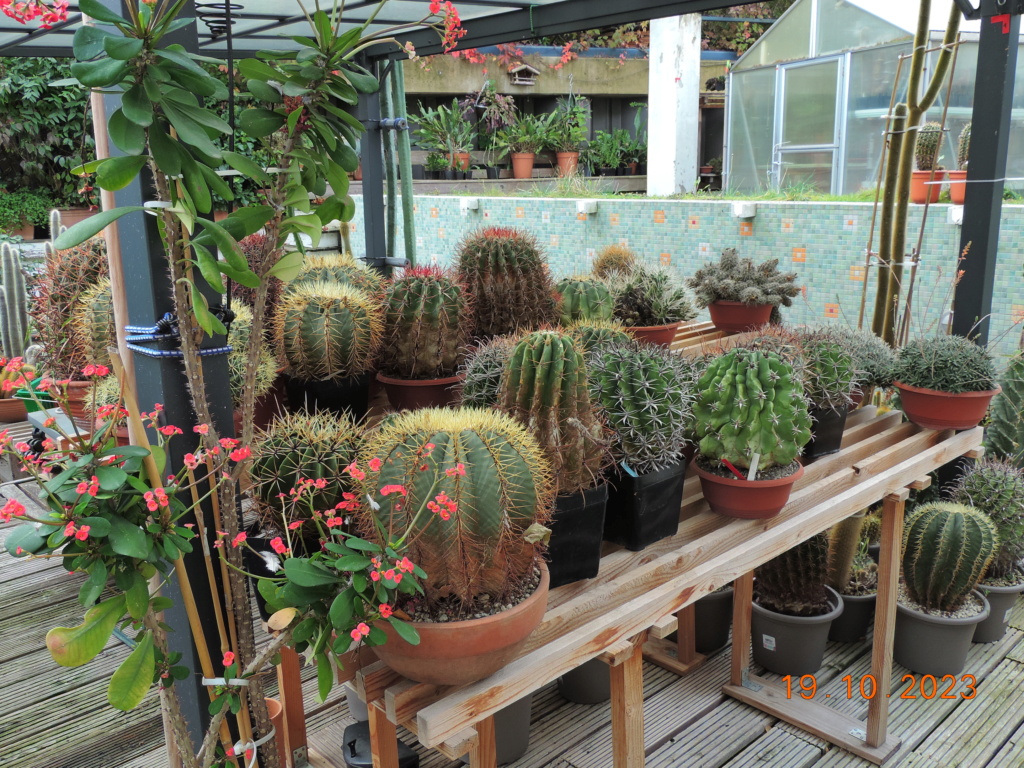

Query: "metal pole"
(355, 55), (389, 273)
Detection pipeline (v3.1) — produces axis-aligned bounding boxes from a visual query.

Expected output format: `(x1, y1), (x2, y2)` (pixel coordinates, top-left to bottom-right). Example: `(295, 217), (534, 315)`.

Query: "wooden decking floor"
(5, 478), (1024, 768)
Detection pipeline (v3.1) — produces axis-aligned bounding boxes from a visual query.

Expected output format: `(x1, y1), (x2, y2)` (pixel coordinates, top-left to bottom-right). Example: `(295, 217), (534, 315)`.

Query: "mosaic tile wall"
(350, 196), (1024, 363)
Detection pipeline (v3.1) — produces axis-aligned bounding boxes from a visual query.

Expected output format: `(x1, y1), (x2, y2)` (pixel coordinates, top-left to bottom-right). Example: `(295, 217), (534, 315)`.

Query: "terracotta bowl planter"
(894, 382), (1000, 431)
(628, 321), (681, 348)
(376, 372), (461, 411)
(948, 170), (968, 205)
(371, 563), (550, 686)
(695, 460), (803, 519)
(707, 301), (772, 333)
(0, 397), (27, 423)
(910, 169), (945, 204)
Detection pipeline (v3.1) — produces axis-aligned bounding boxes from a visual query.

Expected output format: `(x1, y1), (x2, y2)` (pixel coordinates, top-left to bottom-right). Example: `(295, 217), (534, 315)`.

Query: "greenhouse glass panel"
(778, 150), (834, 190)
(734, 0), (811, 71)
(727, 67), (777, 192)
(816, 0), (909, 57)
(781, 60), (839, 147)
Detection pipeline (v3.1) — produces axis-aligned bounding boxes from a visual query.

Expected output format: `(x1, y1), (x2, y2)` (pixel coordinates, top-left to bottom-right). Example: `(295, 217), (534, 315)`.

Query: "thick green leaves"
(162, 101), (222, 159)
(122, 84), (154, 127)
(108, 108), (146, 155)
(221, 151), (272, 186)
(103, 35), (144, 61)
(239, 108), (285, 138)
(108, 632), (155, 710)
(328, 591), (353, 629)
(238, 58), (279, 82)
(246, 79), (282, 104)
(53, 206), (145, 250)
(125, 570), (150, 621)
(388, 618), (420, 645)
(80, 560), (107, 607)
(148, 125), (183, 177)
(178, 151), (213, 213)
(283, 558), (341, 588)
(167, 66), (225, 99)
(46, 595), (126, 667)
(267, 251), (305, 282)
(5, 523), (45, 557)
(96, 155), (149, 191)
(95, 465), (128, 491)
(71, 57), (129, 87)
(107, 515), (150, 559)
(188, 282), (227, 337)
(79, 0), (128, 25)
(154, 46), (208, 78)
(316, 653), (333, 702)
(341, 64), (379, 94)
(73, 26), (115, 60)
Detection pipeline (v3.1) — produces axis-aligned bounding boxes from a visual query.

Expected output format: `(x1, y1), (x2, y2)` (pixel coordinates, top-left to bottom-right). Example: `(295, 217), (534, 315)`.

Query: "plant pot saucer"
(695, 457), (803, 519)
(894, 381), (1000, 431)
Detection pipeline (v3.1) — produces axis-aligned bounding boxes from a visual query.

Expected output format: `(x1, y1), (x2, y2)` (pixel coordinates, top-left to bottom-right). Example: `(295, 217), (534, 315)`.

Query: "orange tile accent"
(792, 247), (807, 263)
(660, 253), (671, 266)
(430, 207), (439, 218)
(825, 303), (840, 319)
(653, 210), (666, 224)
(740, 221), (753, 236)
(688, 217), (700, 229)
(782, 218), (794, 233)
(577, 212), (588, 221)
(850, 265), (866, 282)
(1013, 305), (1024, 322)
(515, 207), (525, 218)
(610, 214), (620, 226)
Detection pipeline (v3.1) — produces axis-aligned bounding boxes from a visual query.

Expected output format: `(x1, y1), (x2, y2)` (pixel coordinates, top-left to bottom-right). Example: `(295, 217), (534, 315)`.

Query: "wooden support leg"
(277, 645), (307, 768)
(368, 702), (400, 768)
(676, 604), (697, 665)
(610, 636), (646, 768)
(643, 603), (708, 676)
(731, 571), (754, 686)
(866, 489), (909, 748)
(468, 715), (497, 768)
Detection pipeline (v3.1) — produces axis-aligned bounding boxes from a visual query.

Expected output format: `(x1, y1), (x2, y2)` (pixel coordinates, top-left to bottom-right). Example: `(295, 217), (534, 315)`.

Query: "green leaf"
(292, 617), (317, 643)
(239, 108), (285, 138)
(148, 125), (183, 177)
(257, 577), (284, 613)
(220, 205), (276, 238)
(221, 151), (272, 186)
(323, 160), (350, 198)
(330, 142), (359, 173)
(188, 282), (225, 337)
(321, 102), (366, 135)
(178, 151), (212, 214)
(247, 79), (282, 104)
(70, 158), (107, 176)
(107, 515), (150, 559)
(71, 58), (129, 87)
(193, 244), (226, 294)
(77, 516), (112, 537)
(167, 66), (226, 99)
(95, 465), (129, 491)
(388, 618), (420, 646)
(193, 217), (246, 271)
(107, 108), (147, 155)
(46, 595), (126, 667)
(162, 101), (222, 159)
(154, 46), (208, 78)
(80, 560), (107, 607)
(238, 58), (279, 83)
(5, 523), (45, 557)
(283, 558), (341, 588)
(108, 632), (155, 710)
(125, 570), (150, 621)
(96, 155), (149, 191)
(267, 251), (305, 282)
(53, 207), (145, 250)
(122, 84), (153, 127)
(333, 555), (371, 572)
(73, 26), (115, 60)
(341, 65), (380, 95)
(328, 591), (353, 629)
(316, 653), (333, 703)
(197, 164), (235, 201)
(167, 100), (232, 135)
(103, 35), (144, 61)
(79, 0), (128, 24)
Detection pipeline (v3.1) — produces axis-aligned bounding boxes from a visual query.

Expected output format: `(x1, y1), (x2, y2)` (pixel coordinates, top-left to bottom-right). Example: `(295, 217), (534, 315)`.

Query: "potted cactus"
(948, 122), (970, 205)
(587, 338), (698, 550)
(687, 248), (799, 333)
(894, 502), (997, 675)
(376, 266), (472, 410)
(795, 328), (857, 459)
(752, 532), (845, 675)
(456, 227), (557, 339)
(498, 329), (607, 588)
(949, 459), (1024, 643)
(826, 513), (879, 642)
(910, 121), (945, 204)
(828, 326), (897, 407)
(892, 335), (999, 430)
(353, 407), (553, 686)
(986, 350), (1024, 465)
(608, 265), (696, 347)
(226, 303), (280, 432)
(292, 253), (385, 295)
(692, 349), (812, 518)
(565, 318), (632, 354)
(459, 335), (516, 409)
(592, 244), (637, 280)
(556, 276), (614, 326)
(0, 242), (29, 360)
(274, 282), (383, 419)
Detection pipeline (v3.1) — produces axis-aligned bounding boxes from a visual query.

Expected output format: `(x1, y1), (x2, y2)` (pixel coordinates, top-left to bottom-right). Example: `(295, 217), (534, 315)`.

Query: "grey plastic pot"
(828, 592), (876, 643)
(557, 658), (611, 704)
(343, 681), (369, 722)
(458, 693), (533, 765)
(695, 586), (734, 654)
(973, 581), (1024, 643)
(894, 590), (990, 675)
(752, 586), (843, 675)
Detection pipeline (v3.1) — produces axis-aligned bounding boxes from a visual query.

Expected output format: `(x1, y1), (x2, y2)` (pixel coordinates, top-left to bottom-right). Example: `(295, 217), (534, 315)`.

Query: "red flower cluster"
(429, 0), (465, 52)
(0, 497), (25, 523)
(144, 488), (170, 512)
(75, 475), (100, 497)
(0, 0), (68, 28)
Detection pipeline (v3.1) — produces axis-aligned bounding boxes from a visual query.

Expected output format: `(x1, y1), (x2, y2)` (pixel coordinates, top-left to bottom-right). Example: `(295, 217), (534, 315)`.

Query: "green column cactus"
(355, 407), (554, 608)
(755, 532), (831, 616)
(556, 277), (614, 326)
(498, 329), (605, 494)
(902, 502), (998, 613)
(950, 459), (1024, 581)
(71, 278), (116, 367)
(0, 242), (28, 358)
(693, 349), (812, 471)
(380, 267), (471, 380)
(957, 122), (971, 170)
(274, 282), (383, 382)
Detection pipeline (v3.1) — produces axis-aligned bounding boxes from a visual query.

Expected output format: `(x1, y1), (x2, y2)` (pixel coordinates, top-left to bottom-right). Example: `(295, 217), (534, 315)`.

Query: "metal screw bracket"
(741, 670), (763, 692)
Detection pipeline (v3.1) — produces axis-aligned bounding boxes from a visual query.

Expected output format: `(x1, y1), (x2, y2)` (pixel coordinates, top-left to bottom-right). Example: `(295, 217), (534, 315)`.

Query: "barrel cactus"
(455, 227), (557, 338)
(0, 242), (28, 358)
(592, 243), (636, 280)
(794, 328), (856, 412)
(587, 339), (698, 473)
(755, 532), (831, 616)
(903, 502), (998, 612)
(355, 407), (553, 607)
(498, 329), (605, 494)
(609, 265), (695, 328)
(274, 281), (383, 382)
(459, 335), (515, 408)
(379, 267), (471, 380)
(693, 349), (812, 471)
(950, 459), (1024, 581)
(292, 253), (383, 296)
(987, 351), (1024, 465)
(567, 318), (632, 353)
(227, 303), (277, 406)
(828, 326), (897, 390)
(71, 278), (116, 369)
(556, 276), (614, 326)
(893, 335), (996, 393)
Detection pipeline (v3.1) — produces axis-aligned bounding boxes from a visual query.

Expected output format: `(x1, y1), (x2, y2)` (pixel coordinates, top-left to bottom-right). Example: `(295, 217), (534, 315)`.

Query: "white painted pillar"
(647, 14), (702, 196)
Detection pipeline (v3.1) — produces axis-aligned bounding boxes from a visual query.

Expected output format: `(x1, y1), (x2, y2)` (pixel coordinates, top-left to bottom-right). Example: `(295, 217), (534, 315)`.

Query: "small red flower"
(157, 425), (183, 436)
(368, 457), (383, 472)
(350, 622), (370, 641)
(344, 461), (366, 481)
(231, 532), (247, 548)
(184, 453), (200, 470)
(75, 525), (90, 541)
(229, 445), (251, 462)
(194, 424), (210, 435)
(270, 537), (288, 555)
(0, 498), (25, 522)
(287, 520), (304, 530)
(222, 651), (235, 667)
(379, 604), (393, 619)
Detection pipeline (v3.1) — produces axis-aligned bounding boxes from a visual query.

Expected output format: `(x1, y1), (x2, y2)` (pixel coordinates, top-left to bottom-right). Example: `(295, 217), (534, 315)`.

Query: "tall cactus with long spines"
(566, 318), (632, 353)
(950, 459), (1024, 581)
(274, 281), (383, 382)
(693, 349), (812, 471)
(985, 351), (1024, 466)
(587, 338), (698, 473)
(0, 242), (28, 358)
(902, 502), (998, 612)
(755, 532), (831, 615)
(556, 276), (614, 326)
(355, 407), (554, 608)
(498, 329), (605, 494)
(227, 303), (277, 407)
(957, 122), (971, 170)
(379, 267), (471, 379)
(456, 227), (557, 338)
(71, 278), (116, 368)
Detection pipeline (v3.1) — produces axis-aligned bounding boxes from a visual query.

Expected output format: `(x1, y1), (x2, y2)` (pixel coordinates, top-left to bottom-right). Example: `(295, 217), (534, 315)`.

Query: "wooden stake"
(610, 635), (645, 768)
(469, 716), (496, 768)
(731, 571), (754, 686)
(277, 646), (307, 767)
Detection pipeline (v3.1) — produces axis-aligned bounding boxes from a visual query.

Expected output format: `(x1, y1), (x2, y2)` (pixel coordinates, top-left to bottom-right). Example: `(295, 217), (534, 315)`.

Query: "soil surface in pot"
(400, 567), (541, 623)
(696, 455), (800, 482)
(898, 582), (986, 620)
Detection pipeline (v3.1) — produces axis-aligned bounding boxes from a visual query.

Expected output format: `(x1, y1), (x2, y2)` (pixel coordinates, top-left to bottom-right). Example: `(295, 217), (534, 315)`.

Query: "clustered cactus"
(985, 351), (1024, 466)
(828, 326), (897, 390)
(71, 278), (116, 369)
(566, 318), (632, 354)
(379, 267), (471, 380)
(957, 122), (971, 171)
(902, 501), (998, 612)
(950, 459), (1024, 581)
(556, 276), (614, 326)
(687, 248), (799, 310)
(893, 335), (996, 393)
(755, 532), (832, 616)
(592, 244), (637, 280)
(459, 335), (515, 408)
(915, 121), (944, 172)
(455, 227), (557, 338)
(609, 265), (695, 328)
(0, 242), (28, 359)
(692, 349), (812, 471)
(356, 407), (553, 608)
(227, 303), (277, 407)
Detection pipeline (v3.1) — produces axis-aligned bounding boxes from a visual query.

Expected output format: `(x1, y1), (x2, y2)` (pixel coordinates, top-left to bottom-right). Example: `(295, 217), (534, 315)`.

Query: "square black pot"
(284, 373), (371, 422)
(547, 483), (609, 589)
(603, 461), (687, 551)
(411, 165), (425, 180)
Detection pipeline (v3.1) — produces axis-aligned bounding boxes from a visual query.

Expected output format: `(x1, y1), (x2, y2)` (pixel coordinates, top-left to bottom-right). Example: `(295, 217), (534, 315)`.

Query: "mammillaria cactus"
(987, 351), (1024, 465)
(902, 501), (998, 612)
(587, 339), (698, 473)
(692, 349), (812, 471)
(556, 276), (614, 326)
(950, 459), (1024, 581)
(355, 407), (553, 607)
(0, 242), (28, 359)
(379, 267), (471, 379)
(915, 121), (943, 171)
(756, 532), (831, 615)
(687, 248), (799, 310)
(292, 253), (384, 296)
(957, 122), (971, 171)
(592, 243), (636, 280)
(459, 335), (515, 408)
(227, 303), (277, 406)
(893, 335), (996, 393)
(567, 318), (632, 353)
(274, 281), (383, 382)
(71, 279), (116, 369)
(498, 329), (605, 494)
(455, 227), (557, 338)
(609, 265), (694, 328)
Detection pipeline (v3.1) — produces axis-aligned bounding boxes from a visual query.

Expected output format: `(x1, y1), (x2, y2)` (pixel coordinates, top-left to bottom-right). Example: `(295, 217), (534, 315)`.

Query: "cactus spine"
(71, 278), (116, 368)
(567, 318), (632, 354)
(459, 335), (516, 409)
(687, 248), (799, 310)
(292, 253), (384, 296)
(609, 265), (695, 328)
(556, 277), (614, 326)
(827, 512), (866, 592)
(985, 351), (1024, 466)
(950, 459), (1024, 581)
(957, 122), (971, 170)
(755, 532), (831, 615)
(902, 502), (998, 612)
(227, 303), (277, 406)
(915, 122), (943, 171)
(592, 244), (636, 280)
(356, 407), (553, 607)
(0, 242), (28, 358)
(498, 329), (605, 494)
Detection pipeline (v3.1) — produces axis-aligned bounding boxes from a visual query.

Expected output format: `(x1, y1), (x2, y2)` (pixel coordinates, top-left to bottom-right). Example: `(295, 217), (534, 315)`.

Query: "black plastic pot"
(751, 586), (843, 675)
(547, 483), (609, 589)
(342, 722), (419, 768)
(637, 163), (648, 175)
(973, 581), (1024, 643)
(804, 405), (849, 460)
(485, 166), (501, 179)
(828, 592), (876, 642)
(695, 586), (734, 653)
(557, 658), (610, 704)
(894, 591), (989, 675)
(443, 169), (457, 180)
(603, 461), (686, 551)
(285, 373), (371, 421)
(411, 164), (426, 180)
(596, 167), (616, 177)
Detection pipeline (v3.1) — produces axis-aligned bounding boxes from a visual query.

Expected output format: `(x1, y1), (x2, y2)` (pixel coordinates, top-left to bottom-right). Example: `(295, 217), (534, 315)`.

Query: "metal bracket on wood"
(741, 669), (763, 692)
(292, 745), (309, 766)
(849, 727), (868, 741)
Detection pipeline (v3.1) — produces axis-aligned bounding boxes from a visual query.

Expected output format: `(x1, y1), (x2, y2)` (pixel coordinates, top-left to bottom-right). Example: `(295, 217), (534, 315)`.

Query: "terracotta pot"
(353, 162), (363, 181)
(695, 460), (803, 519)
(556, 151), (579, 177)
(948, 170), (968, 205)
(707, 300), (772, 333)
(910, 169), (945, 204)
(894, 382), (1000, 431)
(94, 419), (131, 446)
(511, 152), (535, 180)
(628, 321), (681, 347)
(0, 397), (27, 423)
(48, 380), (94, 429)
(371, 563), (550, 686)
(376, 372), (461, 411)
(449, 152), (471, 171)
(263, 698), (288, 768)
(56, 208), (99, 229)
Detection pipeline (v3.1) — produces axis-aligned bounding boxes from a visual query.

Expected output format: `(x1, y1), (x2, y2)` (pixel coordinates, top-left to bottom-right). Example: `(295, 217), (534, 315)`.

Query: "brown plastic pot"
(894, 382), (1000, 431)
(556, 151), (579, 177)
(695, 460), (803, 519)
(511, 152), (535, 179)
(263, 698), (288, 768)
(910, 169), (945, 204)
(628, 321), (681, 348)
(376, 371), (461, 411)
(948, 170), (968, 205)
(707, 301), (772, 333)
(0, 397), (27, 423)
(371, 563), (549, 686)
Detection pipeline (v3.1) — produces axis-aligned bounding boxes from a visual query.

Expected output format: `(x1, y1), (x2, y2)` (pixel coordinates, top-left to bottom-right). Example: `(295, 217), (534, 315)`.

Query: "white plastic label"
(762, 634), (776, 651)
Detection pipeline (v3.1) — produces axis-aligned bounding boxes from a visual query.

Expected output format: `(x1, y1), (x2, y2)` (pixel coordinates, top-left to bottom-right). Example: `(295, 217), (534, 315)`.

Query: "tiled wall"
(351, 196), (1024, 363)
